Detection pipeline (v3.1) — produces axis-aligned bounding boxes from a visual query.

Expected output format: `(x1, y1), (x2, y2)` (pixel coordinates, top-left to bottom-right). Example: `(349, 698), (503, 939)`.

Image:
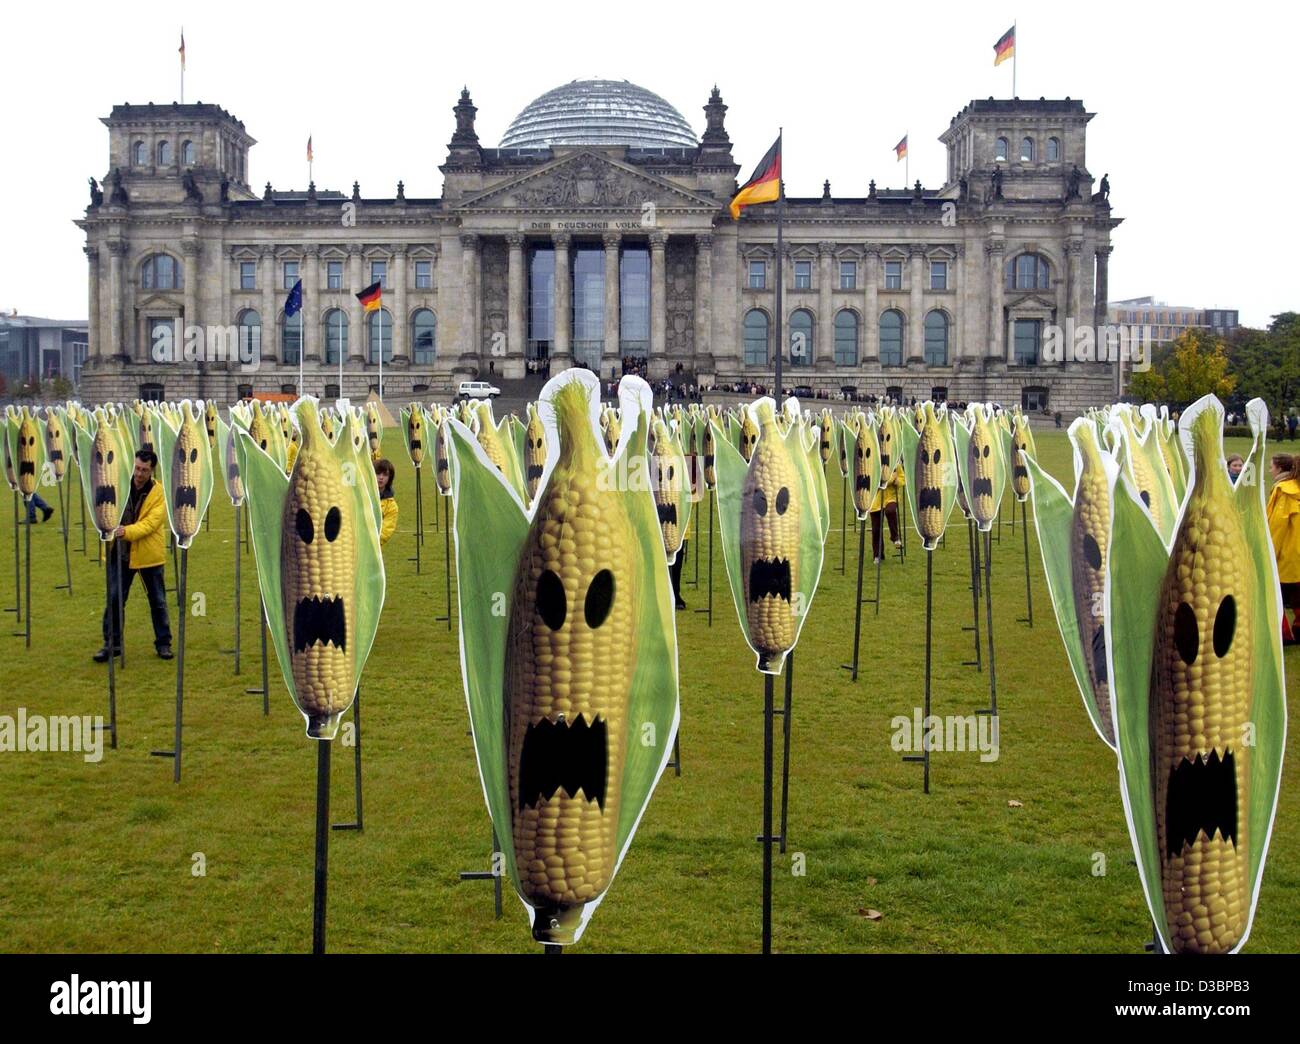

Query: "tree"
(1229, 312), (1300, 428)
(1127, 328), (1235, 405)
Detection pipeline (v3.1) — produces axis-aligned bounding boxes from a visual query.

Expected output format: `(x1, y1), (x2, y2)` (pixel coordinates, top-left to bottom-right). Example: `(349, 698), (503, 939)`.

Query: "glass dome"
(500, 79), (698, 149)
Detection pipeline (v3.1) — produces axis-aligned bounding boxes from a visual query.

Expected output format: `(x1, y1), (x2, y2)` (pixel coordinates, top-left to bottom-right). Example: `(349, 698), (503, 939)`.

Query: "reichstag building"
(77, 80), (1121, 410)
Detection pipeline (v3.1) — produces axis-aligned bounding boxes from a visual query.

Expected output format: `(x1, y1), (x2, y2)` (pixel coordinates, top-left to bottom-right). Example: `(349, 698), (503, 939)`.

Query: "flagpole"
(1013, 20), (1018, 97)
(905, 131), (909, 188)
(338, 308), (344, 403)
(179, 28), (185, 104)
(774, 128), (784, 402)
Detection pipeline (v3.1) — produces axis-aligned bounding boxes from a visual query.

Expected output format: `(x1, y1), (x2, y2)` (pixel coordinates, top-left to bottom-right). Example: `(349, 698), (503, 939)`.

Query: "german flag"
(994, 25), (1015, 66)
(894, 135), (908, 161)
(356, 281), (382, 312)
(729, 135), (781, 220)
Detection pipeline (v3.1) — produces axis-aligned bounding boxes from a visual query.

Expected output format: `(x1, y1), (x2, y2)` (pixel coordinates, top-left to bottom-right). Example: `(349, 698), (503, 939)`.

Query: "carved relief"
(479, 238), (508, 357)
(665, 238), (695, 360)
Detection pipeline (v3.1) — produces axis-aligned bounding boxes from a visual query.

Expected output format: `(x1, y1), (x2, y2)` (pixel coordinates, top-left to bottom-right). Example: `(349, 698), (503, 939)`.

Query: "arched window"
(995, 137), (1008, 162)
(1005, 253), (1051, 291)
(132, 141), (146, 166)
(324, 309), (348, 364)
(368, 308), (392, 364)
(789, 309), (814, 367)
(238, 310), (262, 362)
(1020, 137), (1034, 162)
(411, 309), (436, 364)
(743, 309), (769, 366)
(158, 140), (172, 166)
(181, 140), (195, 166)
(141, 253), (182, 290)
(924, 310), (950, 366)
(834, 310), (858, 366)
(879, 310), (904, 366)
(1046, 137), (1060, 162)
(281, 312), (302, 365)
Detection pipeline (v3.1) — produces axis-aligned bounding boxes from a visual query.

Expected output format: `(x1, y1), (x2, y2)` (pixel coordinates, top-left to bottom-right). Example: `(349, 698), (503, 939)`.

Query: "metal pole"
(761, 671), (774, 955)
(983, 529), (999, 717)
(778, 652), (793, 856)
(77, 463), (87, 555)
(57, 480), (72, 595)
(693, 487), (715, 627)
(173, 549), (187, 782)
(104, 545), (117, 749)
(23, 499), (31, 648)
(444, 495), (452, 631)
(773, 136), (784, 403)
(312, 740), (332, 955)
(1020, 499), (1034, 627)
(411, 470), (422, 575)
(10, 491), (20, 622)
(842, 520), (866, 681)
(839, 473), (847, 574)
(963, 519), (982, 670)
(923, 549), (931, 793)
(233, 507), (241, 674)
(332, 687), (363, 832)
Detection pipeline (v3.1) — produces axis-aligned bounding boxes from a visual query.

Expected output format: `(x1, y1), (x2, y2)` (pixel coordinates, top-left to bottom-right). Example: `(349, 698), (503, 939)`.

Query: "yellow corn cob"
(851, 416), (876, 516)
(407, 404), (425, 466)
(319, 408), (336, 443)
(601, 408), (621, 457)
(1070, 423), (1114, 746)
(1151, 408), (1252, 954)
(741, 402), (800, 665)
(281, 401), (356, 739)
(2, 411), (16, 491)
(474, 403), (508, 474)
(702, 408), (717, 489)
(365, 402), (382, 459)
(915, 404), (946, 546)
(651, 419), (682, 556)
(171, 409), (204, 542)
(506, 380), (637, 941)
(1011, 415), (1032, 500)
(16, 409), (40, 497)
(739, 409), (759, 462)
(43, 410), (68, 481)
(1119, 415), (1169, 532)
(879, 409), (897, 478)
(434, 414), (452, 493)
(225, 423), (244, 504)
(204, 401), (219, 449)
(137, 408), (155, 459)
(524, 402), (546, 501)
(819, 408), (834, 468)
(249, 402), (272, 454)
(967, 408), (999, 527)
(90, 420), (120, 532)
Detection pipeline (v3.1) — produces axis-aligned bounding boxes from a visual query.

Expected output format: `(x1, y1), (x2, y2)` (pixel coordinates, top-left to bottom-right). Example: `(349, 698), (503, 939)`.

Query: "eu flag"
(285, 279), (303, 317)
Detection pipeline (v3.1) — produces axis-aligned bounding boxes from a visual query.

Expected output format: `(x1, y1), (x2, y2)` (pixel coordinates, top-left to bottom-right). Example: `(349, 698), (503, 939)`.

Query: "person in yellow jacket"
(374, 458), (398, 547)
(868, 464), (905, 562)
(95, 449), (173, 661)
(1267, 454), (1300, 641)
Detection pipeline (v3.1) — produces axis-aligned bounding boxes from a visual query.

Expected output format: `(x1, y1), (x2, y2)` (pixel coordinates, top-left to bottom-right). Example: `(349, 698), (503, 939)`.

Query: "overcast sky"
(1, 0), (1292, 327)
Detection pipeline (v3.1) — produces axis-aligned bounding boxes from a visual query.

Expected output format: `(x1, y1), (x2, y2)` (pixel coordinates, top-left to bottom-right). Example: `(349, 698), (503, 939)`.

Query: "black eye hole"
(776, 487), (790, 514)
(934, 448), (942, 464)
(856, 448), (863, 460)
(982, 444), (990, 458)
(1082, 533), (1102, 571)
(584, 569), (615, 629)
(1174, 602), (1199, 665)
(753, 489), (768, 517)
(667, 464), (674, 482)
(865, 446), (872, 459)
(1140, 490), (1152, 508)
(190, 447), (198, 463)
(324, 506), (341, 542)
(922, 448), (930, 464)
(260, 439), (268, 450)
(107, 450), (114, 464)
(295, 508), (314, 544)
(537, 569), (566, 630)
(1213, 595), (1236, 658)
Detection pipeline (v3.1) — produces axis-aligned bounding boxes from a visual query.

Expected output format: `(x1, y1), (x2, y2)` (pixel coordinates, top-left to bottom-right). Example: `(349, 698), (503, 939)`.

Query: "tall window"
(132, 141), (146, 166)
(1020, 137), (1034, 162)
(1006, 253), (1051, 290)
(527, 246), (555, 360)
(412, 309), (436, 364)
(327, 261), (343, 289)
(142, 254), (182, 290)
(879, 309), (904, 366)
(620, 246), (650, 359)
(748, 260), (766, 290)
(370, 260), (387, 289)
(157, 140), (172, 166)
(789, 309), (813, 366)
(930, 260), (948, 290)
(1046, 137), (1060, 161)
(282, 312), (302, 365)
(834, 310), (858, 366)
(743, 309), (769, 366)
(368, 308), (392, 363)
(571, 246), (604, 372)
(995, 137), (1008, 162)
(839, 261), (857, 289)
(240, 261), (256, 290)
(181, 140), (195, 166)
(1014, 319), (1042, 365)
(283, 261), (299, 290)
(415, 260), (432, 289)
(924, 310), (949, 366)
(884, 260), (902, 290)
(794, 261), (812, 290)
(324, 309), (347, 364)
(238, 310), (261, 362)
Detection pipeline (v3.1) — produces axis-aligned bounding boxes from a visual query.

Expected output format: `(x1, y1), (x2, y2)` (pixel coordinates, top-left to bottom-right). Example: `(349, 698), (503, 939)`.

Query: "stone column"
(1093, 244), (1112, 329)
(817, 241), (834, 368)
(552, 233), (572, 368)
(602, 232), (621, 381)
(1066, 239), (1083, 337)
(259, 247), (277, 364)
(85, 246), (100, 360)
(302, 246), (319, 362)
(392, 245), (409, 366)
(907, 245), (925, 364)
(107, 240), (125, 361)
(182, 239), (200, 341)
(347, 246), (365, 364)
(863, 245), (880, 362)
(459, 233), (480, 366)
(987, 240), (1005, 361)
(694, 233), (713, 374)
(649, 232), (667, 374)
(506, 233), (526, 379)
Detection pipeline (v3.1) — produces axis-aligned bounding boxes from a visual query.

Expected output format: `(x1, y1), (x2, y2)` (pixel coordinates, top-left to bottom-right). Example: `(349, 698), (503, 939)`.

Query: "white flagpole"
(180, 28), (185, 104)
(1013, 21), (1018, 97)
(905, 132), (909, 188)
(338, 308), (344, 402)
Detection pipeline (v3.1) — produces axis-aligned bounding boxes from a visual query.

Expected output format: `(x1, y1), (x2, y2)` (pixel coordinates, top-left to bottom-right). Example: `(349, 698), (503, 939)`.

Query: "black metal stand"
(841, 521), (868, 681)
(457, 827), (505, 919)
(757, 671), (776, 954)
(778, 652), (793, 856)
(436, 496), (454, 631)
(101, 546), (118, 750)
(408, 470), (422, 574)
(312, 740), (332, 954)
(7, 491), (20, 624)
(899, 494), (908, 562)
(1017, 499), (1034, 627)
(55, 481), (72, 596)
(667, 730), (682, 776)
(685, 500), (700, 588)
(150, 547), (187, 782)
(962, 520), (982, 669)
(977, 529), (999, 719)
(902, 549), (934, 793)
(20, 499), (31, 648)
(839, 474), (848, 574)
(332, 688), (364, 832)
(219, 507), (241, 675)
(245, 593), (270, 715)
(693, 487), (714, 627)
(77, 464), (87, 555)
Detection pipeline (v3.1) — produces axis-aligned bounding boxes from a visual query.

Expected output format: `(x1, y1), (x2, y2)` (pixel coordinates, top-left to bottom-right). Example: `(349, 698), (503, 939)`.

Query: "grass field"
(0, 424), (1294, 953)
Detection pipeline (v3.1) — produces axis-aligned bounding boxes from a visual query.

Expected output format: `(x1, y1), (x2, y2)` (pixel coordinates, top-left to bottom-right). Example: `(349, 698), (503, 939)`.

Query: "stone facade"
(76, 90), (1122, 412)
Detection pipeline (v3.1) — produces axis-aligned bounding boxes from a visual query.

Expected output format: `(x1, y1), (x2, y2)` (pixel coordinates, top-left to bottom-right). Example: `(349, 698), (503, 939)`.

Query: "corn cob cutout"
(1106, 396), (1287, 954)
(952, 404), (1006, 532)
(1010, 411), (1035, 501)
(898, 402), (956, 550)
(433, 408), (453, 494)
(70, 407), (132, 537)
(235, 397), (385, 741)
(524, 402), (546, 502)
(739, 408), (759, 462)
(1, 408), (17, 492)
(651, 418), (685, 561)
(16, 407), (41, 499)
(447, 371), (679, 945)
(403, 404), (425, 467)
(204, 400), (219, 450)
(217, 414), (245, 506)
(43, 409), (68, 481)
(848, 414), (881, 519)
(1111, 406), (1178, 542)
(601, 407), (622, 458)
(155, 401), (214, 549)
(365, 401), (382, 459)
(702, 406), (718, 489)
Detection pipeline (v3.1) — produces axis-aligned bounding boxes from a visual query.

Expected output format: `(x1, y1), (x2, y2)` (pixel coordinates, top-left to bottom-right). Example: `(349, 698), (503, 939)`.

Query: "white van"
(456, 380), (501, 400)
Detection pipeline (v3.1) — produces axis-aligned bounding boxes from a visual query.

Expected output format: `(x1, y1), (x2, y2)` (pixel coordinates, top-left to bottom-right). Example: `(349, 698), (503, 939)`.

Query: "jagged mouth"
(409, 439), (422, 452)
(657, 501), (678, 526)
(19, 461), (34, 477)
(972, 477), (993, 499)
(748, 557), (792, 602)
(437, 458), (449, 474)
(1014, 465), (1029, 482)
(48, 450), (64, 463)
(527, 463), (544, 482)
(919, 487), (943, 510)
(518, 713), (608, 811)
(1165, 748), (1237, 857)
(855, 474), (872, 491)
(881, 454), (891, 469)
(95, 485), (117, 507)
(293, 595), (347, 653)
(174, 485), (197, 509)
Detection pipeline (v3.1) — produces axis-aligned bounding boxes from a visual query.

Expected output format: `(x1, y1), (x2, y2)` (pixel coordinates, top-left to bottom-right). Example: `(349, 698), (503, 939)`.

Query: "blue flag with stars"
(285, 279), (303, 318)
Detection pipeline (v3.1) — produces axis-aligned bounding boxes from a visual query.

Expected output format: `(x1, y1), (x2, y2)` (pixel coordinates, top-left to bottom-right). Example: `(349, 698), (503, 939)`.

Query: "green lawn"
(0, 428), (1294, 953)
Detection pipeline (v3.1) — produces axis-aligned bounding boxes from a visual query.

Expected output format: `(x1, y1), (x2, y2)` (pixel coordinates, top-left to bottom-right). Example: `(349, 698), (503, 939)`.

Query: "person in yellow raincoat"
(1267, 453), (1300, 641)
(374, 458), (398, 547)
(869, 464), (905, 563)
